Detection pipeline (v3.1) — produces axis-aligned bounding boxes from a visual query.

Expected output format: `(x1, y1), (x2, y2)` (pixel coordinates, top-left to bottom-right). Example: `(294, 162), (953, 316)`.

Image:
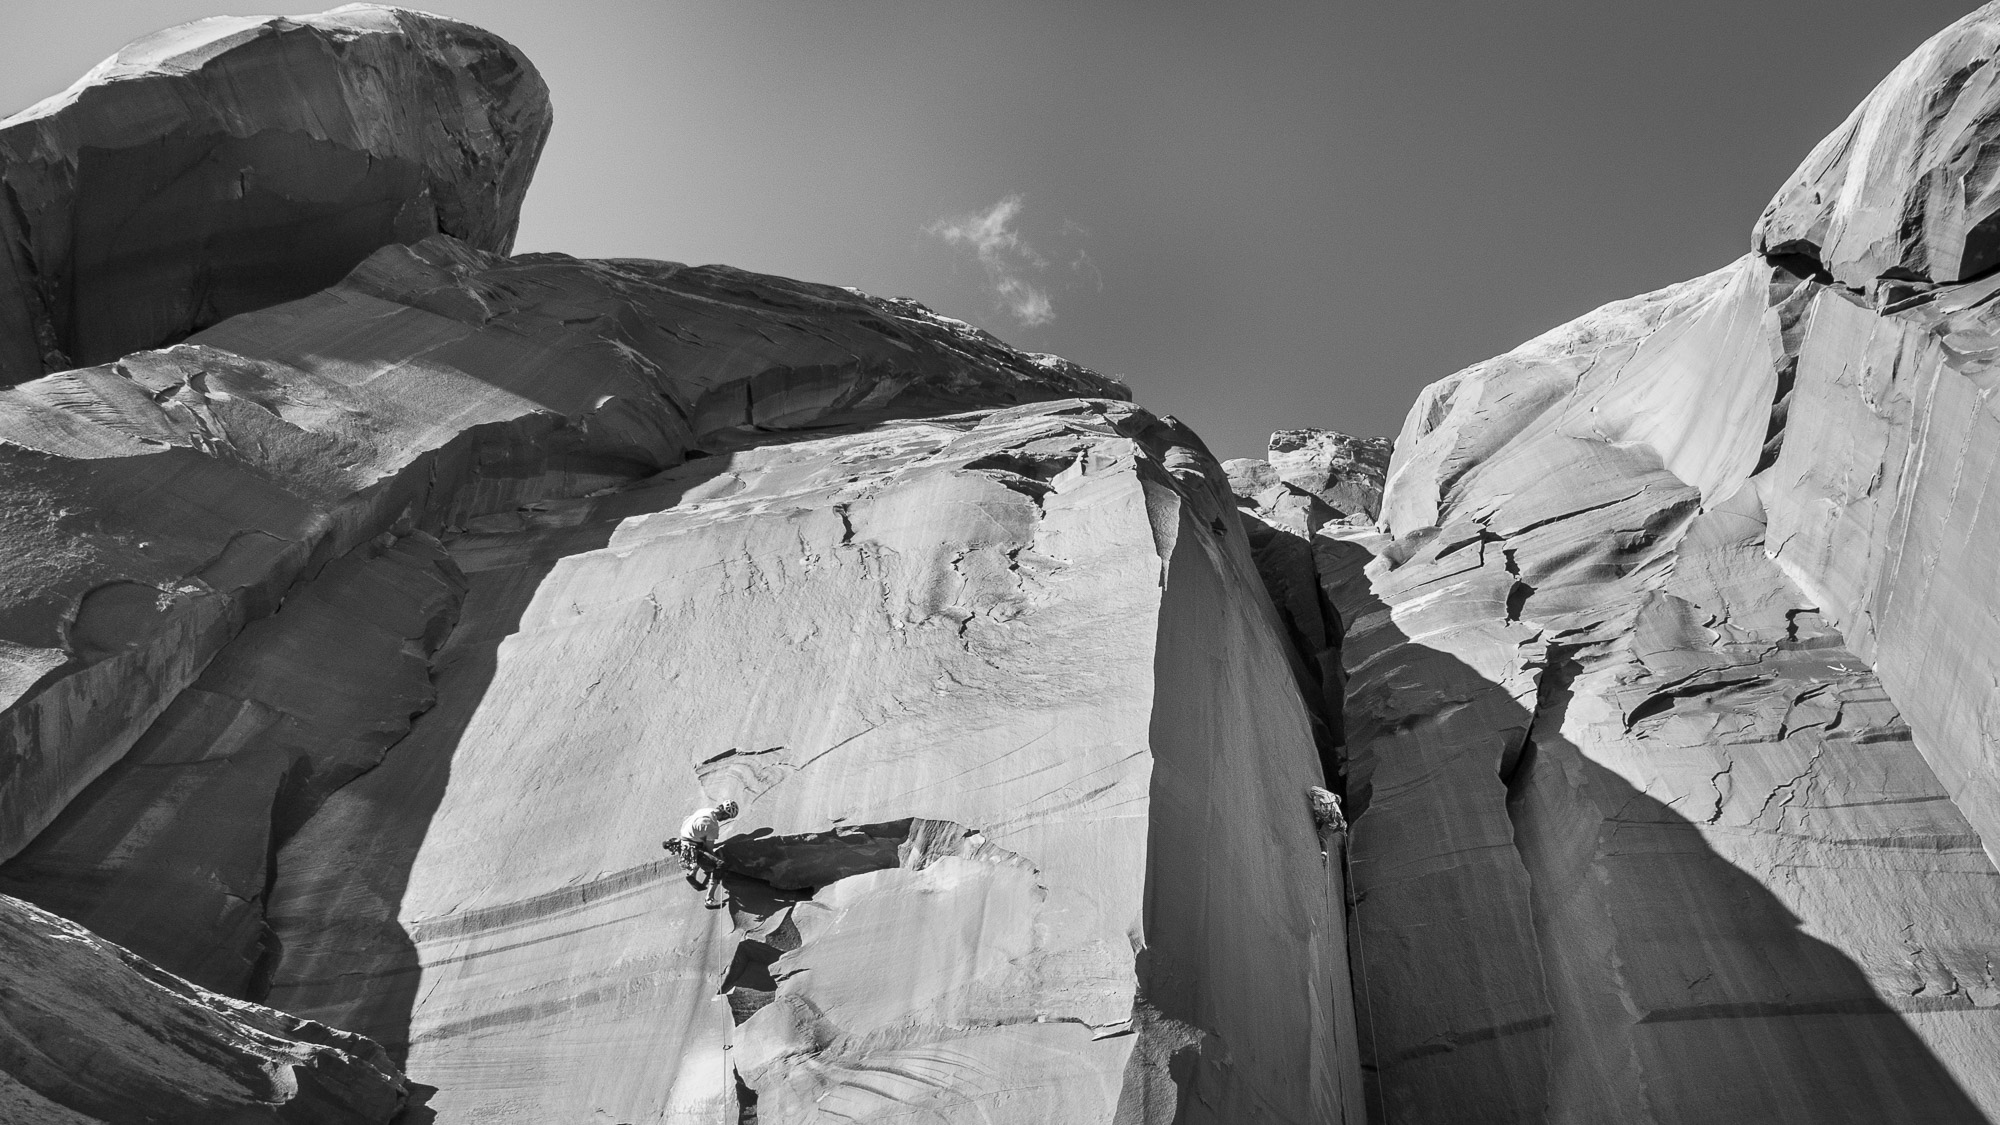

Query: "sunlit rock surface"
(1264, 429), (1392, 521)
(0, 215), (1359, 1118)
(0, 233), (1114, 868)
(262, 398), (1359, 1122)
(1327, 261), (2000, 1121)
(0, 5), (550, 385)
(0, 892), (406, 1124)
(1756, 2), (2000, 297)
(1287, 8), (2000, 1119)
(27, 1), (2000, 1122)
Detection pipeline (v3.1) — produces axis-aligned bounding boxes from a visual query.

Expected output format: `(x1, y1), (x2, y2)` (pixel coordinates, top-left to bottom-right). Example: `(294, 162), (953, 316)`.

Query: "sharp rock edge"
(0, 8), (1363, 1124)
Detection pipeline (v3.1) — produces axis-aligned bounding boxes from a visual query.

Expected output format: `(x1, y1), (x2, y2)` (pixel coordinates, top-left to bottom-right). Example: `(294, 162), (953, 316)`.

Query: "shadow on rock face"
(252, 421), (1056, 1070)
(1327, 532), (1990, 1125)
(253, 449), (740, 1064)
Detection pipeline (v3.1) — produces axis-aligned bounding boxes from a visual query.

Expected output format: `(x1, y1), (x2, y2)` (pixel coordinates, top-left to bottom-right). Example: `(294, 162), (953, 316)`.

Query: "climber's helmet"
(715, 800), (740, 820)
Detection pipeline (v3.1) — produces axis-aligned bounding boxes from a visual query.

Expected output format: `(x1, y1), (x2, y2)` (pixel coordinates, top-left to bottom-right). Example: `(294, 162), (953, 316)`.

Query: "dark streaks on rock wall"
(0, 232), (1123, 870)
(0, 529), (466, 997)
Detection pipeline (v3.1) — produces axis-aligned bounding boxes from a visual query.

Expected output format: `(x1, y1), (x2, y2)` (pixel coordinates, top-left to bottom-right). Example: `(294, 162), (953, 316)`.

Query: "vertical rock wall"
(1250, 11), (2000, 1122)
(254, 399), (1356, 1123)
(0, 234), (1115, 868)
(1746, 0), (2000, 878)
(0, 220), (1362, 1117)
(1308, 89), (2000, 1125)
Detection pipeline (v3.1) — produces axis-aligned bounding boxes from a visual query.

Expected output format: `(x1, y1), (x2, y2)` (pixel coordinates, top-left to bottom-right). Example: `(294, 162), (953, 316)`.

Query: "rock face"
(0, 233), (1117, 871)
(0, 12), (1364, 1116)
(1331, 258), (2000, 1123)
(1222, 430), (1389, 776)
(22, 2), (2000, 1122)
(0, 5), (549, 386)
(1756, 3), (2000, 298)
(0, 240), (1362, 1117)
(1264, 429), (1392, 520)
(1265, 5), (2000, 1121)
(0, 891), (406, 1124)
(253, 396), (1359, 1122)
(0, 529), (467, 996)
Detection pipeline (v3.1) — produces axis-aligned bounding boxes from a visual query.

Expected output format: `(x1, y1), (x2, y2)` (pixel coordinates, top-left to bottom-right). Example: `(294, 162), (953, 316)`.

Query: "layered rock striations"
(0, 244), (1361, 1118)
(1327, 258), (2000, 1121)
(0, 232), (1116, 871)
(1748, 1), (2000, 901)
(1232, 5), (2000, 1121)
(256, 396), (1360, 1121)
(0, 891), (407, 1123)
(0, 5), (550, 386)
(24, 1), (2000, 1122)
(0, 11), (1364, 1118)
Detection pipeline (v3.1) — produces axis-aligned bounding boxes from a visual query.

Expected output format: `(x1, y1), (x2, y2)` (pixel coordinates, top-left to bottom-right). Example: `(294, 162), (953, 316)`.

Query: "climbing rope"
(1342, 823), (1388, 1125)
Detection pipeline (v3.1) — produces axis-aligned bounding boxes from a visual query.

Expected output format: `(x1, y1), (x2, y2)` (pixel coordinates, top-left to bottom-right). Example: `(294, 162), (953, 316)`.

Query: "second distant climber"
(667, 799), (738, 909)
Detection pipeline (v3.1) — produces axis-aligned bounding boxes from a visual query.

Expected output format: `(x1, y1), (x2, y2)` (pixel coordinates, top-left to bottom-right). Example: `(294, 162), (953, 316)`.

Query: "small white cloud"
(1068, 247), (1103, 292)
(926, 194), (1059, 327)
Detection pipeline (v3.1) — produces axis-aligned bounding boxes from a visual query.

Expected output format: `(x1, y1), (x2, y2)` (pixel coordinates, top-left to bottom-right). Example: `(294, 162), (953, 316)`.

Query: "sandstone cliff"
(0, 9), (1364, 1122)
(14, 2), (2000, 1123)
(1223, 4), (2000, 1122)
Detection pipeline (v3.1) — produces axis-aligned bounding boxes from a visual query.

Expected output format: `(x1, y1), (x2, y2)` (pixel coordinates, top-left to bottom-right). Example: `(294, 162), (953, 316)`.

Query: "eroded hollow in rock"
(709, 817), (1030, 1024)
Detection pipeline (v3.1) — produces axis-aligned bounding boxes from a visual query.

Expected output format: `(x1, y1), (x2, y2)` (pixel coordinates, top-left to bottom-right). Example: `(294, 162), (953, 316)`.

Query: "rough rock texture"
(1756, 1), (2000, 299)
(0, 213), (1361, 1117)
(0, 529), (467, 996)
(0, 5), (550, 385)
(45, 2), (2000, 1122)
(1265, 429), (1392, 520)
(1222, 431), (1390, 777)
(1330, 260), (2000, 1120)
(0, 891), (406, 1124)
(251, 397), (1360, 1122)
(1280, 9), (2000, 1120)
(0, 233), (1116, 871)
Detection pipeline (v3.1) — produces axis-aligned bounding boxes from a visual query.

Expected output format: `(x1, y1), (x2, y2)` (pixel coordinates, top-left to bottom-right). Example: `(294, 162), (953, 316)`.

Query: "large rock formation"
(0, 231), (1360, 1118)
(0, 10), (1365, 1120)
(0, 5), (549, 385)
(18, 1), (2000, 1122)
(1229, 4), (2000, 1122)
(254, 394), (1358, 1122)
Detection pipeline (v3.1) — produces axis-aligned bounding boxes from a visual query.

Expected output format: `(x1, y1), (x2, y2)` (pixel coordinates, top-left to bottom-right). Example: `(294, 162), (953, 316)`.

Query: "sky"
(0, 1), (1983, 458)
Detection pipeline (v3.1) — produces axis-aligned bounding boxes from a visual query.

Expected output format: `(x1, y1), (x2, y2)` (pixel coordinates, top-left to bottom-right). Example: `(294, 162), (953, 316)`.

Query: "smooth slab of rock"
(0, 5), (550, 384)
(0, 234), (1119, 866)
(0, 892), (405, 1124)
(258, 398), (1361, 1123)
(1740, 0), (2000, 954)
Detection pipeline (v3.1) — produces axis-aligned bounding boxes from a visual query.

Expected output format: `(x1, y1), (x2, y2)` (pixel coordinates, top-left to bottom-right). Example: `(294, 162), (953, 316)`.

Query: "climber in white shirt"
(666, 799), (738, 909)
